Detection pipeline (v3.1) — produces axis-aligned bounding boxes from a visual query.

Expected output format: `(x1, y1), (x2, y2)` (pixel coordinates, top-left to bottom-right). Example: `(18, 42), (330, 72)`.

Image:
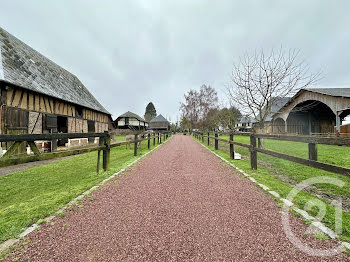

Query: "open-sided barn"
(272, 88), (350, 135)
(0, 27), (112, 150)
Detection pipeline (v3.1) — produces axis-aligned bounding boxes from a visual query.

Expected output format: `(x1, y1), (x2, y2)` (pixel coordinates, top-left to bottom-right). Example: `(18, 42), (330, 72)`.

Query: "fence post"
(229, 133), (235, 159)
(97, 149), (101, 174)
(308, 143), (317, 161)
(102, 131), (111, 171)
(207, 132), (210, 146)
(153, 133), (156, 146)
(147, 133), (150, 149)
(202, 132), (204, 143)
(214, 133), (218, 150)
(134, 134), (138, 156)
(250, 134), (257, 170)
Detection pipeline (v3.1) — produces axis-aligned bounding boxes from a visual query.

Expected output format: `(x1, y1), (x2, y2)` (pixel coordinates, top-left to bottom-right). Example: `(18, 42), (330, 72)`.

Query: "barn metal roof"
(116, 111), (145, 122)
(0, 27), (110, 114)
(262, 97), (291, 121)
(305, 87), (350, 98)
(238, 116), (256, 123)
(150, 114), (169, 123)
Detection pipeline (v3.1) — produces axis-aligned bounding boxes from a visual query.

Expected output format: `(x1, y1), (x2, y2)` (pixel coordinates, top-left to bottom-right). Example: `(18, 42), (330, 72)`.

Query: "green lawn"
(0, 141), (156, 243)
(195, 135), (350, 242)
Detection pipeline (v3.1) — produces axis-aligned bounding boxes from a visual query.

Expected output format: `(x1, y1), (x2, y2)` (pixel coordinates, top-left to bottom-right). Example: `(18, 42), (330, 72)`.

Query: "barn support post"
(147, 133), (151, 149)
(102, 131), (111, 171)
(207, 132), (210, 146)
(160, 133), (162, 144)
(229, 134), (235, 160)
(134, 134), (138, 156)
(153, 133), (156, 146)
(214, 133), (218, 150)
(308, 143), (318, 161)
(250, 134), (257, 170)
(336, 112), (341, 136)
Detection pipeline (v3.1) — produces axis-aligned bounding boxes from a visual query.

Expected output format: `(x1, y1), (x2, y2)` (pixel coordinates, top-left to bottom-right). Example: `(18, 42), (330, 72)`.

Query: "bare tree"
(227, 48), (319, 133)
(180, 85), (218, 130)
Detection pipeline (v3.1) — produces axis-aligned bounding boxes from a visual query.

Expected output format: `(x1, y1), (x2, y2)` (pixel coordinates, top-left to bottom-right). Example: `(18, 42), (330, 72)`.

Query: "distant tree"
(227, 48), (318, 133)
(180, 117), (191, 131)
(144, 102), (157, 122)
(216, 107), (241, 131)
(202, 108), (220, 131)
(180, 85), (218, 130)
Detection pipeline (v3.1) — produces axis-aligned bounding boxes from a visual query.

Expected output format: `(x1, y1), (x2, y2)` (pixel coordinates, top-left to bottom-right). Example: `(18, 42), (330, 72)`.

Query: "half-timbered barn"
(272, 88), (350, 135)
(149, 114), (170, 131)
(115, 111), (148, 131)
(0, 27), (112, 151)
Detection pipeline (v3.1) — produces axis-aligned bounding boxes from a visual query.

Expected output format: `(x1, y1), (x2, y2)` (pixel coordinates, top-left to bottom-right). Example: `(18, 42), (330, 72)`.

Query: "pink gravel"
(4, 135), (348, 261)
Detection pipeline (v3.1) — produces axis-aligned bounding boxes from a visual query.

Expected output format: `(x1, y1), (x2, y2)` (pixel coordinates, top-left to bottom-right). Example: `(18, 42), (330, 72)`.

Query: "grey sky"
(1, 0), (350, 122)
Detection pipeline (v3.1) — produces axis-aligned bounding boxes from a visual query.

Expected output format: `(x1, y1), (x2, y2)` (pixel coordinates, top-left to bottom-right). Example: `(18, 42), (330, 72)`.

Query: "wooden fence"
(193, 131), (350, 177)
(0, 131), (172, 173)
(96, 131), (172, 173)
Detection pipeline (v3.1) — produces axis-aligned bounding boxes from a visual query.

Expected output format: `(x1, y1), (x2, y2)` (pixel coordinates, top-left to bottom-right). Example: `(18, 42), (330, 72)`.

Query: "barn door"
(87, 120), (95, 143)
(6, 107), (29, 154)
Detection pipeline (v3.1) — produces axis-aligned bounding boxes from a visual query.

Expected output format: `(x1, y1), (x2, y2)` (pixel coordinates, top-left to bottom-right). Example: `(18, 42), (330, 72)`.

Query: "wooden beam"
(28, 141), (40, 156)
(2, 141), (23, 158)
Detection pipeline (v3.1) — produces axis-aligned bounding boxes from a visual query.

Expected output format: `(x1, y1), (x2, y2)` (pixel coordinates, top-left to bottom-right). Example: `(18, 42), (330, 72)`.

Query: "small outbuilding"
(149, 114), (170, 131)
(115, 111), (148, 131)
(235, 116), (255, 132)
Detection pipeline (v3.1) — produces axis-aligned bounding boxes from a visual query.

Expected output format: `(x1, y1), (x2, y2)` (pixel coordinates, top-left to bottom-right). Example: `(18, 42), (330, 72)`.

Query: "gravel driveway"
(4, 135), (348, 261)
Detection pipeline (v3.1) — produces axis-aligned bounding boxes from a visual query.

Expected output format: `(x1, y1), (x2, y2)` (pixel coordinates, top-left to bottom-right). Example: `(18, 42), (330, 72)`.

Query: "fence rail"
(193, 131), (350, 177)
(0, 131), (173, 172)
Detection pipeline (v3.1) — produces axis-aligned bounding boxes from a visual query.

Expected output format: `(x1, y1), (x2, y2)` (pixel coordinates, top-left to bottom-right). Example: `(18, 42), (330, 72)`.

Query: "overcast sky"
(1, 0), (350, 122)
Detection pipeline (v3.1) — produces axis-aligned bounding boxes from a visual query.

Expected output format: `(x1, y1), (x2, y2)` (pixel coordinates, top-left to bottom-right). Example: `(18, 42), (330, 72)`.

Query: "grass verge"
(0, 141), (156, 243)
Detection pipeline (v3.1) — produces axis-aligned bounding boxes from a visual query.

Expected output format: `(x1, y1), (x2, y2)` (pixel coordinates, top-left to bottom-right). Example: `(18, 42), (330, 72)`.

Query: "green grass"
(195, 136), (350, 242)
(0, 141), (156, 243)
(217, 134), (350, 204)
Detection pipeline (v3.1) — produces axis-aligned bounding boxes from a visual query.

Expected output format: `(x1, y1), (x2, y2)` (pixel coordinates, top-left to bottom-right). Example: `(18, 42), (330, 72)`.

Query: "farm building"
(272, 88), (350, 135)
(235, 116), (255, 132)
(0, 27), (112, 151)
(149, 114), (170, 131)
(115, 111), (148, 131)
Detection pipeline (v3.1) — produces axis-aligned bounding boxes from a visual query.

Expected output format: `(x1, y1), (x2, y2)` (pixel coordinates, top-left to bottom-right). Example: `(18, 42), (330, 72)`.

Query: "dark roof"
(305, 87), (350, 98)
(150, 114), (169, 123)
(0, 27), (109, 114)
(116, 111), (145, 122)
(238, 116), (256, 123)
(262, 97), (290, 121)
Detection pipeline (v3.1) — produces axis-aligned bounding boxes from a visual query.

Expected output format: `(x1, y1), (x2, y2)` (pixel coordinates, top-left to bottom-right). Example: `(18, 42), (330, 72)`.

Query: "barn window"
(6, 108), (29, 129)
(76, 106), (83, 118)
(45, 114), (57, 131)
(125, 117), (129, 125)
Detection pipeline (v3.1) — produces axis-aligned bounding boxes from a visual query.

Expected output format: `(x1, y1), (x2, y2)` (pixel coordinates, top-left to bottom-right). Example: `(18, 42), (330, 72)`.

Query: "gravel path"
(4, 135), (348, 261)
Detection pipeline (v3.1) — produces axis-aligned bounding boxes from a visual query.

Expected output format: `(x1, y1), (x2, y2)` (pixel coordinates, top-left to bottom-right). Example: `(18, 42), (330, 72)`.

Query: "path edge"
(0, 136), (173, 254)
(194, 137), (350, 252)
